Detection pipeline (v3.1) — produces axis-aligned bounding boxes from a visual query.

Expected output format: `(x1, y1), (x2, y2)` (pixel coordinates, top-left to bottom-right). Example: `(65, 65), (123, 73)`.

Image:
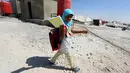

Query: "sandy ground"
(86, 25), (130, 52)
(0, 17), (130, 73)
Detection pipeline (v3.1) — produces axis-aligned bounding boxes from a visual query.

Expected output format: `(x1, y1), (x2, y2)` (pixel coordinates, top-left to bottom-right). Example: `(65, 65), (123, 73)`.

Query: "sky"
(72, 0), (130, 23)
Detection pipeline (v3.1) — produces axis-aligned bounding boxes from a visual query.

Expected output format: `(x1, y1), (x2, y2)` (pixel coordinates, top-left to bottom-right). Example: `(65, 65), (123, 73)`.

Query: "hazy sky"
(72, 0), (130, 23)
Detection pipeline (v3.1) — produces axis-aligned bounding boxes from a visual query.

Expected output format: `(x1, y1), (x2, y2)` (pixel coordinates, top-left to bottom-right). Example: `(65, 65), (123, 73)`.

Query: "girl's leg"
(50, 51), (63, 63)
(64, 52), (75, 68)
(65, 52), (80, 72)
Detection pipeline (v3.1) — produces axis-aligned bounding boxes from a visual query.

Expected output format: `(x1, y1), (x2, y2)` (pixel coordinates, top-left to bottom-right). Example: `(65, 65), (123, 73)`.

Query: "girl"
(50, 9), (80, 72)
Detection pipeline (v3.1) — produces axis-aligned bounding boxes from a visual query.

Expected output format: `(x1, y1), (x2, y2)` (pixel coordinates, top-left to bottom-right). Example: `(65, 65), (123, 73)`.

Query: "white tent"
(85, 17), (93, 22)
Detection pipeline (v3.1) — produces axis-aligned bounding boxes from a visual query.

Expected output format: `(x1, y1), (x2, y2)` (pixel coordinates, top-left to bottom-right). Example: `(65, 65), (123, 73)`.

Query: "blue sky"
(72, 0), (130, 23)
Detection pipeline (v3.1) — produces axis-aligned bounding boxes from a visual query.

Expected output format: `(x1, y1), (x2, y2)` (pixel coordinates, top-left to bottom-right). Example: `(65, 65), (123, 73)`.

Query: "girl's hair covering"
(62, 9), (74, 28)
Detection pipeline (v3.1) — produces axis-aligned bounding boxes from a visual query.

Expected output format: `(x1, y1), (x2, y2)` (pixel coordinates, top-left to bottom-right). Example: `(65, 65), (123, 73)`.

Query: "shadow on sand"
(11, 56), (71, 73)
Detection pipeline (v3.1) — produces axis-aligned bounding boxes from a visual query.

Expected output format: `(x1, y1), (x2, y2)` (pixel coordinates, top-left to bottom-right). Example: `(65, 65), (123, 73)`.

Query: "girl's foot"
(72, 66), (80, 72)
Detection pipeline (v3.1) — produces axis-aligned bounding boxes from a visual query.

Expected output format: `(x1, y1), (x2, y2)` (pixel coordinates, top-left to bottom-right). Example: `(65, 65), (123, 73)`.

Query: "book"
(48, 16), (65, 28)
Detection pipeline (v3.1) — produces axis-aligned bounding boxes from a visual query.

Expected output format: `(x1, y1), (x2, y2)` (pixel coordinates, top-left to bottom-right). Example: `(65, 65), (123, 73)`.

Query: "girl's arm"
(59, 25), (67, 40)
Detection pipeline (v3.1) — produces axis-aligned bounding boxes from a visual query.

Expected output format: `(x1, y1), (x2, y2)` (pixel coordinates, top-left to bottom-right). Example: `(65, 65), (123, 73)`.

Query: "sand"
(0, 17), (130, 73)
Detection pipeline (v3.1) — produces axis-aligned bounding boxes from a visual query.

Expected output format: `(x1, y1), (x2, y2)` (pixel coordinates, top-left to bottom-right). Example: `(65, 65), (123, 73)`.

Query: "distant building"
(10, 0), (57, 19)
(93, 19), (102, 26)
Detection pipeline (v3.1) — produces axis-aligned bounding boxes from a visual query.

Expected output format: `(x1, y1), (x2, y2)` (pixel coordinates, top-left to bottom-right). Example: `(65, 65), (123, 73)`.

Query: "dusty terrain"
(0, 17), (130, 73)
